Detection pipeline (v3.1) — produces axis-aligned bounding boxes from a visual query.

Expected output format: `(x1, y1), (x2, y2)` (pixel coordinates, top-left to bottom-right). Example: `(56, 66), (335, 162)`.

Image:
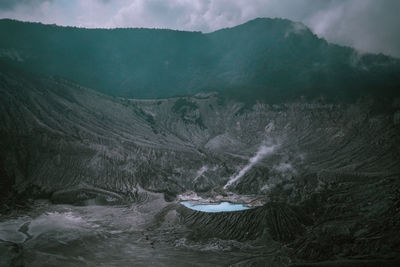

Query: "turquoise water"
(180, 201), (250, 212)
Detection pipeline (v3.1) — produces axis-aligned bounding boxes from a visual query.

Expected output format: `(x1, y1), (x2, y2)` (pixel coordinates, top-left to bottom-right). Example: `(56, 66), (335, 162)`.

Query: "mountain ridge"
(1, 17), (399, 102)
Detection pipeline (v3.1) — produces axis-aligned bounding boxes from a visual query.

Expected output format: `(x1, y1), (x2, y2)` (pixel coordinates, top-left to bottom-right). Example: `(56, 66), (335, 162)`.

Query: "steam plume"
(223, 143), (276, 189)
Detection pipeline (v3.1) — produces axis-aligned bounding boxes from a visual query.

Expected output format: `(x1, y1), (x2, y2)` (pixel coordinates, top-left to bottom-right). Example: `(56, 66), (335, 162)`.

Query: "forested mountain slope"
(1, 18), (399, 102)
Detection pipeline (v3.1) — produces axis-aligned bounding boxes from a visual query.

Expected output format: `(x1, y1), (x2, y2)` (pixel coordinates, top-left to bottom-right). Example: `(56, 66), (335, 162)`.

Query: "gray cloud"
(0, 0), (52, 10)
(305, 0), (400, 57)
(0, 0), (399, 57)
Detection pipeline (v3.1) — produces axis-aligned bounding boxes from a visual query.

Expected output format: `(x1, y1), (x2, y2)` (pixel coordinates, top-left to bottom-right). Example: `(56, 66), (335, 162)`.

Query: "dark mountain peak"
(209, 17), (317, 48)
(238, 17), (293, 26)
(220, 17), (309, 34)
(0, 18), (399, 102)
(211, 17), (290, 34)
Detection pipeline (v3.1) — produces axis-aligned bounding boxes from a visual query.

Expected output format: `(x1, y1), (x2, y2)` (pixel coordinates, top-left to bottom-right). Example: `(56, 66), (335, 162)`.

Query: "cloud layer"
(1, 0), (399, 57)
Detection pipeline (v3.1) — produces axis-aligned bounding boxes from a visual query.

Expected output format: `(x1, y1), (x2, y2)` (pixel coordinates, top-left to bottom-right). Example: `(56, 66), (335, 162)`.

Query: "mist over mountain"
(1, 18), (400, 266)
(1, 18), (399, 102)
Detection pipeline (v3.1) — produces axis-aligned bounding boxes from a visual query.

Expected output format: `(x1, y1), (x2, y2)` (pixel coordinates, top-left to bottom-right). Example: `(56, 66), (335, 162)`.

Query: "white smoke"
(223, 143), (276, 189)
(273, 162), (293, 173)
(260, 157), (300, 193)
(284, 22), (308, 38)
(192, 165), (208, 183)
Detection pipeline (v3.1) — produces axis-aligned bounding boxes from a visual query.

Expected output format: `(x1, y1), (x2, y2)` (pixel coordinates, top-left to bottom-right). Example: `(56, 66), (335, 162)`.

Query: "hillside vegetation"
(1, 18), (399, 102)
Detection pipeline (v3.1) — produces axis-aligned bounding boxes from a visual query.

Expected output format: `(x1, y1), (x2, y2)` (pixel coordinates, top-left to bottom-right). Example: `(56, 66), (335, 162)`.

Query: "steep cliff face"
(1, 60), (399, 201)
(0, 63), (203, 203)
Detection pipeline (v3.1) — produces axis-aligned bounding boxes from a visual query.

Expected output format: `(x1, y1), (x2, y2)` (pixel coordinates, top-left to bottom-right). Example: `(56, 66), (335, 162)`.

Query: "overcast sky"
(1, 0), (399, 57)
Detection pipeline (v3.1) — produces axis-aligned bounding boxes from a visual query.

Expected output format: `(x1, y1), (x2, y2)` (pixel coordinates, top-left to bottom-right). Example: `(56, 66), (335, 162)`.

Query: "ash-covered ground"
(1, 62), (400, 266)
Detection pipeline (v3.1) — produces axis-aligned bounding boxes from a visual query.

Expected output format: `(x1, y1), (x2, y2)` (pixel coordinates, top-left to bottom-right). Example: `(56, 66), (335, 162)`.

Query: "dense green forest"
(1, 18), (399, 102)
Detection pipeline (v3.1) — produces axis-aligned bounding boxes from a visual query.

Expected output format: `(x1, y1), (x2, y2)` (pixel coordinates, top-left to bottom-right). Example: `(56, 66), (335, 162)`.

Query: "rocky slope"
(1, 60), (400, 265)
